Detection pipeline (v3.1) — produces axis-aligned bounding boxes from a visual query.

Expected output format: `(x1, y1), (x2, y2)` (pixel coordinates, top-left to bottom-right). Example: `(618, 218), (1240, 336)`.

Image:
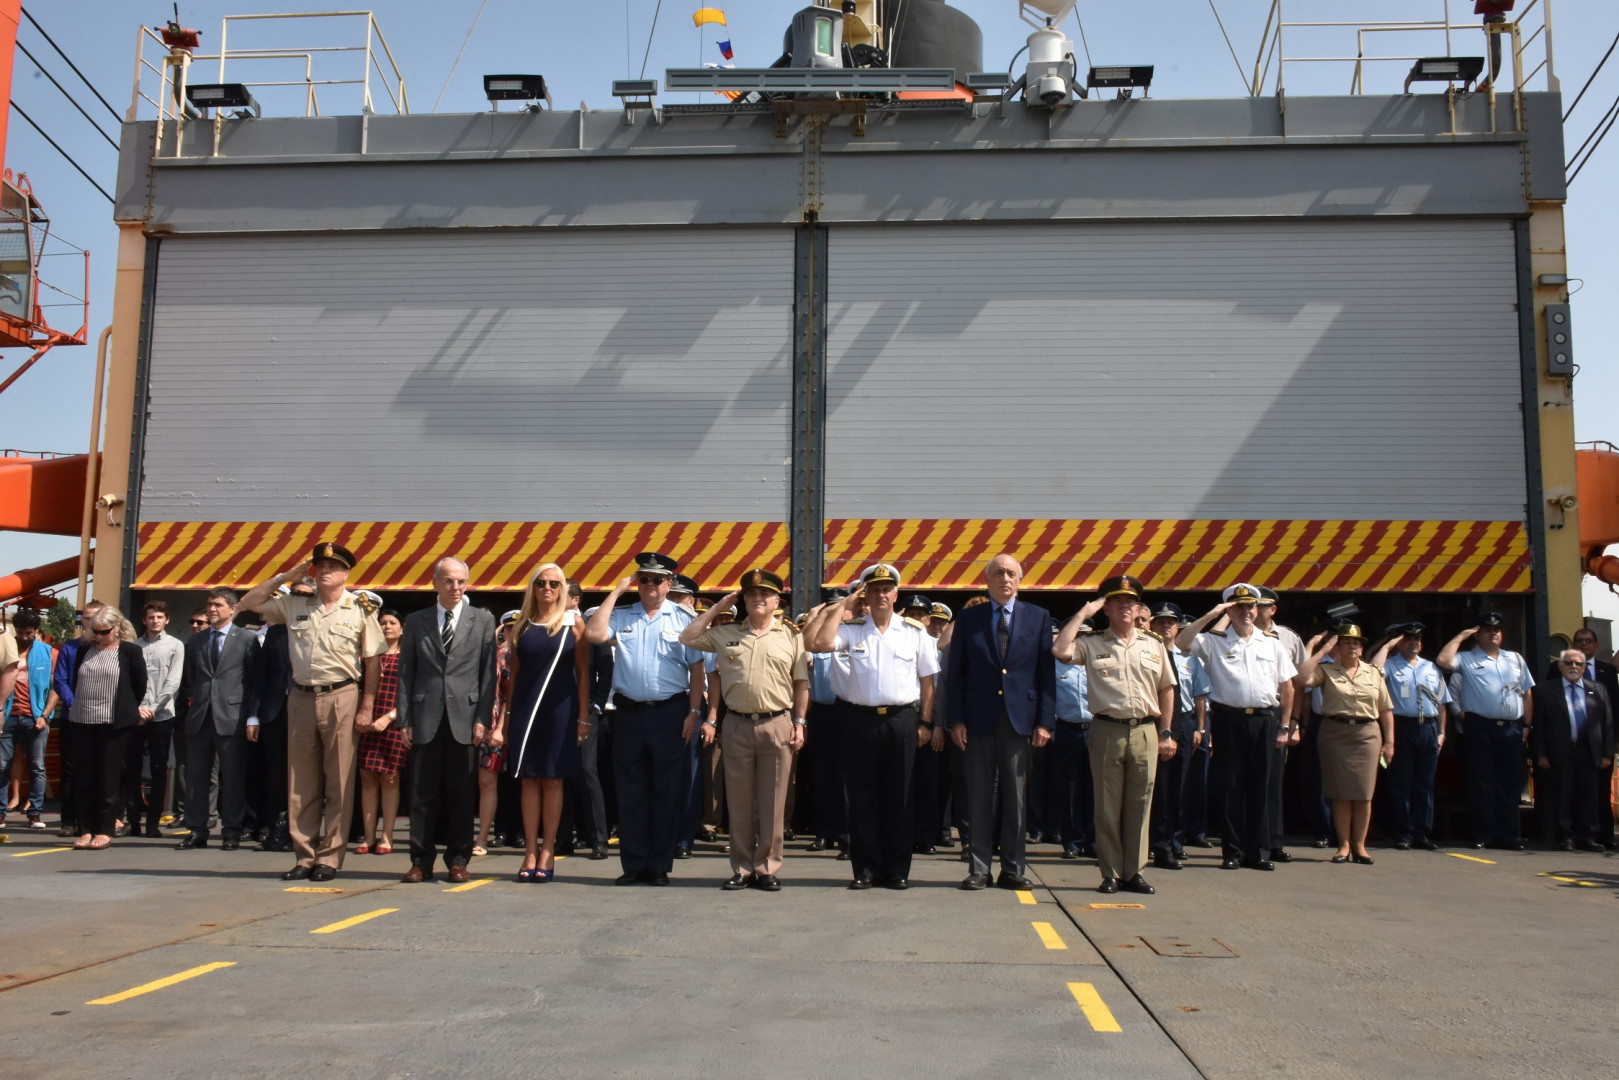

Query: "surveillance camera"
(96, 493), (124, 509)
(1559, 493), (1579, 511)
(1035, 74), (1067, 106)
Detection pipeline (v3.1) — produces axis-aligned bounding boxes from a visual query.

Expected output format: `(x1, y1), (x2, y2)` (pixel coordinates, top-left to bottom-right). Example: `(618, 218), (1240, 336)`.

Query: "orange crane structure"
(0, 0), (93, 612)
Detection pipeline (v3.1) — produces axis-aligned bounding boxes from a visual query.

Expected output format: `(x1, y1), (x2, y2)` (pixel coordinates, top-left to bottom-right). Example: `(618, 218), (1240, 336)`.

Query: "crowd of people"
(2, 543), (1613, 895)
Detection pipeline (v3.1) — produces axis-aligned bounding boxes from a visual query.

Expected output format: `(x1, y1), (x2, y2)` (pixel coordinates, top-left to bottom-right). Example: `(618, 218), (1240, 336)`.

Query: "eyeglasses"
(93, 627), (114, 636)
(1560, 660), (1585, 667)
(638, 575), (667, 586)
(533, 580), (565, 590)
(190, 620), (207, 627)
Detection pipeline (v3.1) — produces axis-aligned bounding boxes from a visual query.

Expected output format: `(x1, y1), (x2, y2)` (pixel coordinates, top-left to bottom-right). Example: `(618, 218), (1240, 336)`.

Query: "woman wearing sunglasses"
(66, 607), (148, 850)
(494, 564), (590, 881)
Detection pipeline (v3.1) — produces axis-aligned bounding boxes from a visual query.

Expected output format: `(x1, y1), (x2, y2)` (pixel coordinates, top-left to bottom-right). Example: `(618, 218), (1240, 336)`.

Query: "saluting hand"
(611, 575), (634, 595)
(284, 559), (314, 583)
(717, 590), (741, 611)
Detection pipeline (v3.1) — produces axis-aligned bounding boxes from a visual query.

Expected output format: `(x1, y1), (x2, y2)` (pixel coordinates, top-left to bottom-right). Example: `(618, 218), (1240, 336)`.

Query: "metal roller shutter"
(824, 220), (1524, 521)
(142, 228), (794, 522)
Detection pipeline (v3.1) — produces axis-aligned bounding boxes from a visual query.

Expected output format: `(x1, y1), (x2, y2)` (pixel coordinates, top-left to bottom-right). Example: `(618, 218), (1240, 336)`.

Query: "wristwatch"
(1158, 728), (1173, 739)
(792, 716), (806, 726)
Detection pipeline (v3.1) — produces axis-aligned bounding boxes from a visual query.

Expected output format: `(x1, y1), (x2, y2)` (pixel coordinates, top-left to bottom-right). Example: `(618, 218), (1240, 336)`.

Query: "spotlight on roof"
(1086, 65), (1153, 99)
(185, 83), (259, 117)
(1403, 56), (1485, 94)
(484, 74), (552, 111)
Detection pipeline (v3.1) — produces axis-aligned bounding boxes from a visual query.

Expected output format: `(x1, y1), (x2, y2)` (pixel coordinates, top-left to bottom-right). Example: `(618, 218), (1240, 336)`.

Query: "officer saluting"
(1436, 612), (1535, 850)
(1373, 622), (1449, 850)
(804, 564), (940, 890)
(1053, 575), (1177, 896)
(239, 541), (386, 882)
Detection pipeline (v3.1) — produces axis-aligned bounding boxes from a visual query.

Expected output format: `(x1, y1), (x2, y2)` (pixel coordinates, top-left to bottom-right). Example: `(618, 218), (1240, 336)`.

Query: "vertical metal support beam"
(789, 219), (828, 614)
(92, 224), (155, 607)
(1514, 217), (1551, 664)
(118, 237), (159, 614)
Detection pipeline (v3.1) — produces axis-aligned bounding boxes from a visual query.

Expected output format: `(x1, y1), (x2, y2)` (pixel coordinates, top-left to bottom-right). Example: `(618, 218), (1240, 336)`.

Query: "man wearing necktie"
(1530, 649), (1615, 852)
(944, 554), (1056, 891)
(174, 588), (261, 850)
(1547, 629), (1619, 850)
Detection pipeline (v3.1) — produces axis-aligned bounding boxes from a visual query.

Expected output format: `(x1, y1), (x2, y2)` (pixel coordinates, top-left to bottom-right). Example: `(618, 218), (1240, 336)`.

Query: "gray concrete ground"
(2, 824), (1616, 1079)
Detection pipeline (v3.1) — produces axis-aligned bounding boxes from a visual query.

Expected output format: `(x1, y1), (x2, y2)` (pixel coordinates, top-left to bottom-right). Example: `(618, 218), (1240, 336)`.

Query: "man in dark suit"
(946, 554), (1056, 891)
(251, 591), (299, 853)
(396, 557), (498, 884)
(175, 587), (262, 851)
(1531, 648), (1615, 852)
(1555, 629), (1619, 849)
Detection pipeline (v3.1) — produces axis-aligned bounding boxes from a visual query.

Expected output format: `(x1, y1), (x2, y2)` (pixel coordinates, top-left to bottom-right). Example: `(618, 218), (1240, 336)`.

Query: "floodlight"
(1087, 66), (1153, 93)
(484, 74), (552, 110)
(612, 79), (659, 99)
(185, 83), (260, 117)
(965, 72), (1011, 92)
(1403, 57), (1485, 93)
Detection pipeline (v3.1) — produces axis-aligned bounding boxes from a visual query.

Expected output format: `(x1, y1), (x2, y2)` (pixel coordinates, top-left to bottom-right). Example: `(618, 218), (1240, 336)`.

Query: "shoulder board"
(1077, 627), (1101, 636)
(1263, 629), (1279, 638)
(903, 616), (927, 631)
(353, 593), (379, 616)
(1142, 628), (1163, 642)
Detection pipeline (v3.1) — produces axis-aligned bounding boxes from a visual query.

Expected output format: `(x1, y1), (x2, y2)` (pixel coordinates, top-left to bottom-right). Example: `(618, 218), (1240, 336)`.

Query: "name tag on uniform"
(620, 626), (636, 636)
(1224, 652), (1237, 660)
(851, 643), (868, 654)
(1142, 652), (1160, 665)
(1095, 652), (1112, 660)
(661, 630), (679, 643)
(295, 614), (309, 622)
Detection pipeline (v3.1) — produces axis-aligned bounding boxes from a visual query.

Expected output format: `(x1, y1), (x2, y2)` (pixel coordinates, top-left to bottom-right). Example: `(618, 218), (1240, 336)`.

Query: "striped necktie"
(997, 607), (1011, 662)
(442, 610), (455, 654)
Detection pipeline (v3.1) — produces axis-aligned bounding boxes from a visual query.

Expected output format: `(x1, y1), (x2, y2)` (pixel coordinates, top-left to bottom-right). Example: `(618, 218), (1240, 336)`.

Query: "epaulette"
(1263, 629), (1279, 638)
(353, 592), (380, 616)
(847, 617), (868, 625)
(1077, 626), (1101, 636)
(903, 616), (928, 631)
(1142, 628), (1163, 642)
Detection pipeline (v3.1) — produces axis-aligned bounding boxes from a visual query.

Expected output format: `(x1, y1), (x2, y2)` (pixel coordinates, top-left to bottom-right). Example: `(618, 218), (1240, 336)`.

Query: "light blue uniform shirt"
(1170, 646), (1211, 718)
(606, 602), (701, 702)
(1055, 660), (1091, 723)
(1445, 648), (1534, 721)
(809, 652), (837, 706)
(1382, 654), (1449, 718)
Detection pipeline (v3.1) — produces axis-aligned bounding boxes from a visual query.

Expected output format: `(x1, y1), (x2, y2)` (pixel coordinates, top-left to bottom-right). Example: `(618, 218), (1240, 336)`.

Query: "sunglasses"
(93, 627), (114, 636)
(638, 575), (668, 586)
(533, 579), (565, 590)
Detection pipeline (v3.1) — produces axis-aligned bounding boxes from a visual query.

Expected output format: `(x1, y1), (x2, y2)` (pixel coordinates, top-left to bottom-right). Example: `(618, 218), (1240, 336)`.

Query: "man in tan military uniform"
(680, 568), (808, 892)
(240, 541), (385, 881)
(1053, 575), (1176, 896)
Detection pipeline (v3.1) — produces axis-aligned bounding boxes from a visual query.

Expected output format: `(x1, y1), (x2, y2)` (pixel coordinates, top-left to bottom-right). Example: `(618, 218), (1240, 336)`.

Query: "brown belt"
(729, 709), (788, 722)
(1094, 715), (1153, 727)
(1324, 714), (1376, 725)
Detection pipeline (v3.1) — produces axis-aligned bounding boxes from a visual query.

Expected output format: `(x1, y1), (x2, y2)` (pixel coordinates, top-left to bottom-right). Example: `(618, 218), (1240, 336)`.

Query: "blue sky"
(2, 0), (1614, 617)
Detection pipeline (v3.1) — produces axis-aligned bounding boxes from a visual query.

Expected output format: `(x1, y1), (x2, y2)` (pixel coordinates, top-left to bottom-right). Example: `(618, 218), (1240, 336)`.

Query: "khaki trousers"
(1090, 719), (1158, 882)
(722, 712), (793, 877)
(287, 685), (359, 869)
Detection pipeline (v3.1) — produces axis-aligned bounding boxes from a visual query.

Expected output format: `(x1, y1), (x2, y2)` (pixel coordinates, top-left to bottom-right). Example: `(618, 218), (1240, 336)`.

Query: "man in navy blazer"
(946, 554), (1056, 890)
(174, 588), (261, 850)
(1530, 649), (1615, 851)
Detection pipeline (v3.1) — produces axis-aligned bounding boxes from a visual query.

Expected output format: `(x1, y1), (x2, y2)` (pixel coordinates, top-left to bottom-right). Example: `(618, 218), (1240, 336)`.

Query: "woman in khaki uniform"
(1296, 623), (1394, 865)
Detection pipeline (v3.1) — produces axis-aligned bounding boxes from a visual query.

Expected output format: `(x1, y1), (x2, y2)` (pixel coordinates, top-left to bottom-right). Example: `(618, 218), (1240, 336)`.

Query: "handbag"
(478, 742), (506, 773)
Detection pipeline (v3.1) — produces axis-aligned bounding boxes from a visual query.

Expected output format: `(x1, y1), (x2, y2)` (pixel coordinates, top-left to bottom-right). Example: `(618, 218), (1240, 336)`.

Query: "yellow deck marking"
(1068, 982), (1122, 1033)
(88, 962), (235, 1005)
(1015, 889), (1037, 905)
(1538, 873), (1600, 887)
(285, 886), (343, 894)
(1448, 852), (1496, 865)
(1089, 903), (1146, 909)
(310, 908), (398, 934)
(9, 845), (72, 857)
(1032, 921), (1067, 950)
(444, 877), (494, 893)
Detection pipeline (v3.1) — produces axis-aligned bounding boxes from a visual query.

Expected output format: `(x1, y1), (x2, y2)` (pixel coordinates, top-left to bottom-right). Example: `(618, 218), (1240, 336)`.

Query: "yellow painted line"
(1538, 873), (1601, 887)
(1015, 889), (1037, 906)
(444, 877), (494, 893)
(1032, 921), (1067, 950)
(1448, 852), (1496, 865)
(285, 886), (343, 894)
(1089, 903), (1146, 910)
(87, 962), (235, 1005)
(1068, 982), (1122, 1033)
(9, 845), (72, 857)
(310, 908), (398, 935)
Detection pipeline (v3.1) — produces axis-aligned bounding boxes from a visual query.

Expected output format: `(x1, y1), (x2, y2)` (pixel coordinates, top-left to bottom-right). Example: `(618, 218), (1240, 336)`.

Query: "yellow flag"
(692, 7), (727, 28)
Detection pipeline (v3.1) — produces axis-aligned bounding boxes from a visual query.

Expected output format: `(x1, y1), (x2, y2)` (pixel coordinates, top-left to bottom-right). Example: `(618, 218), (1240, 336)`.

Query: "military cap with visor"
(859, 563), (902, 589)
(739, 567), (785, 594)
(1477, 611), (1506, 629)
(311, 540), (358, 570)
(929, 601), (953, 622)
(634, 551), (678, 577)
(1149, 601), (1183, 622)
(1221, 583), (1262, 605)
(670, 574), (699, 597)
(902, 594), (932, 613)
(1098, 574), (1146, 600)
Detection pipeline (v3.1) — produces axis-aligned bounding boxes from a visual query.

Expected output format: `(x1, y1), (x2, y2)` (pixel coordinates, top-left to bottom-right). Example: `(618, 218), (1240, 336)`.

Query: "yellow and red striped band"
(134, 518), (1531, 593)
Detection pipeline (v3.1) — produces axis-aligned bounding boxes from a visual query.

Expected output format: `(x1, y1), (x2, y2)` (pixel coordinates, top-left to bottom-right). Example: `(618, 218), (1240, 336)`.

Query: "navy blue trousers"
(612, 697), (688, 874)
(1463, 713), (1525, 845)
(1049, 720), (1094, 849)
(1386, 716), (1440, 843)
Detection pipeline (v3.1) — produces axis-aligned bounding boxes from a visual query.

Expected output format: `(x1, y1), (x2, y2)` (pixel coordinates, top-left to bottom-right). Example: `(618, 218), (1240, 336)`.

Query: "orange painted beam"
(0, 554), (80, 604)
(0, 454), (91, 534)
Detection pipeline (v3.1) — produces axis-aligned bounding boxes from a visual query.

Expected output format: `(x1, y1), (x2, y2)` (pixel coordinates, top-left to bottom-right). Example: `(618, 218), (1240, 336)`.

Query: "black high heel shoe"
(1330, 853), (1350, 864)
(1351, 853), (1374, 865)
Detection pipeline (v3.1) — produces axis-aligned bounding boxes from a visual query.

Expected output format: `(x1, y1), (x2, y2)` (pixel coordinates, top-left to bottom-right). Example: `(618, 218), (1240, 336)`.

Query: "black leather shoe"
(752, 874), (781, 892)
(1171, 847), (1186, 861)
(1097, 877), (1118, 894)
(1414, 839), (1439, 851)
(1312, 838), (1331, 849)
(646, 872), (670, 886)
(674, 844), (692, 860)
(309, 865), (338, 882)
(914, 844), (937, 855)
(250, 828), (267, 843)
(1061, 846), (1081, 860)
(1185, 837), (1214, 849)
(589, 845), (610, 861)
(1080, 844), (1098, 859)
(1331, 854), (1350, 864)
(809, 838), (829, 852)
(174, 831), (208, 850)
(837, 849), (852, 861)
(1123, 874), (1155, 895)
(1557, 839), (1574, 851)
(1577, 840), (1606, 853)
(1220, 858), (1241, 870)
(281, 865), (313, 881)
(113, 822), (131, 838)
(1471, 842), (1488, 849)
(722, 873), (753, 891)
(1270, 849), (1292, 863)
(783, 829), (797, 842)
(615, 871), (645, 886)
(885, 876), (909, 890)
(144, 824), (163, 839)
(1490, 839), (1527, 851)
(849, 872), (874, 890)
(996, 872), (1032, 890)
(555, 842), (576, 857)
(1151, 853), (1182, 871)
(698, 826), (718, 842)
(960, 874), (990, 891)
(1351, 854), (1374, 865)
(1393, 841), (1411, 851)
(220, 835), (241, 851)
(1242, 859), (1275, 871)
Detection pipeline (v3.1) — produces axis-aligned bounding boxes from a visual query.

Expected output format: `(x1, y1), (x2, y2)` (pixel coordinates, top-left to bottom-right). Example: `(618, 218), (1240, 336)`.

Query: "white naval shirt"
(1187, 626), (1299, 708)
(830, 616), (941, 706)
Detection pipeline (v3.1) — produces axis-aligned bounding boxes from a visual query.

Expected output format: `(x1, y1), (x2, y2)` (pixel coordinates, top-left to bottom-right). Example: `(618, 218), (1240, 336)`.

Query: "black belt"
(292, 678), (354, 695)
(1465, 712), (1520, 728)
(838, 699), (918, 716)
(1325, 715), (1376, 725)
(1211, 702), (1276, 716)
(1394, 713), (1436, 724)
(730, 709), (788, 722)
(1094, 715), (1153, 727)
(1058, 718), (1091, 729)
(618, 693), (684, 709)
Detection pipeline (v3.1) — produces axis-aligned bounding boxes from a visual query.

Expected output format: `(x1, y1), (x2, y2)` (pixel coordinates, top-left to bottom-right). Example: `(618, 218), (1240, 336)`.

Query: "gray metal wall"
(824, 219), (1525, 520)
(142, 228), (794, 522)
